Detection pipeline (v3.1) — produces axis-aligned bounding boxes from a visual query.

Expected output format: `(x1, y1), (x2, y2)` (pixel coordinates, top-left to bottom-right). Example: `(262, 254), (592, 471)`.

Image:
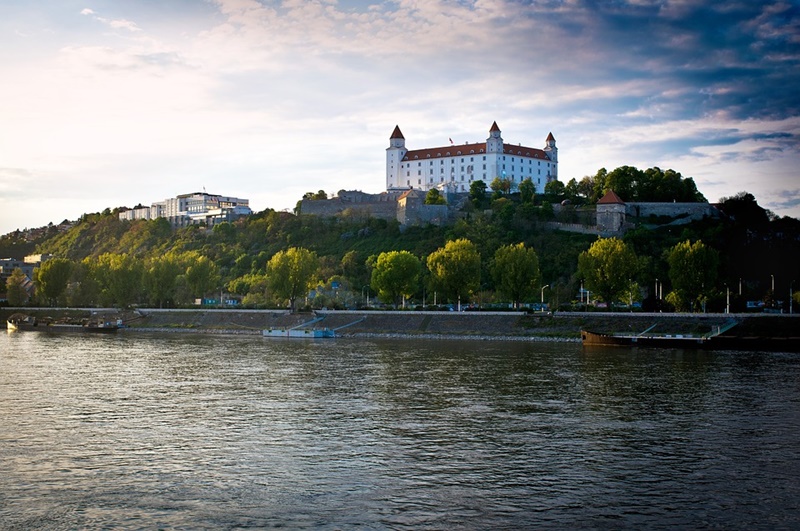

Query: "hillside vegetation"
(2, 175), (799, 313)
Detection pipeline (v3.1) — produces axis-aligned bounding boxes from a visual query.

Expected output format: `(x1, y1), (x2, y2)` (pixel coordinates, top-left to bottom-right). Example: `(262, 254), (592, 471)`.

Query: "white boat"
(263, 328), (335, 338)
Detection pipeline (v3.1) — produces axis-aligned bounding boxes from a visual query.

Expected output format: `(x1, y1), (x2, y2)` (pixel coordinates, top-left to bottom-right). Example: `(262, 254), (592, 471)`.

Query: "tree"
(93, 253), (144, 307)
(519, 178), (535, 204)
(36, 257), (73, 306)
(469, 180), (488, 209)
(427, 238), (481, 304)
(144, 254), (183, 308)
(370, 251), (421, 307)
(490, 177), (511, 196)
(266, 247), (319, 312)
(185, 255), (221, 300)
(666, 240), (719, 312)
(492, 243), (541, 309)
(577, 237), (638, 306)
(5, 268), (29, 306)
(564, 178), (580, 203)
(424, 188), (447, 205)
(544, 179), (565, 197)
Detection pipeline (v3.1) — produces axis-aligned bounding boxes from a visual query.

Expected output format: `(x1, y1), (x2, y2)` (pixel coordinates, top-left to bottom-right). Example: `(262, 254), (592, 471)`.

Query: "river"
(1, 331), (798, 529)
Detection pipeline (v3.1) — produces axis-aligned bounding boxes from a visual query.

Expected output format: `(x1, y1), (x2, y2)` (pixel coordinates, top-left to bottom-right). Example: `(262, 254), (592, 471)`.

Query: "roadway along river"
(1, 331), (798, 529)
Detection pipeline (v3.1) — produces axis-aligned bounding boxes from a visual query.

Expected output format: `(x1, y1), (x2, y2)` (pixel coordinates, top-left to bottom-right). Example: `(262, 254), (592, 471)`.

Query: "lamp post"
(628, 278), (633, 310)
(655, 278), (659, 301)
(739, 277), (742, 296)
(726, 285), (730, 314)
(771, 274), (775, 292)
(362, 285), (370, 308)
(541, 284), (549, 309)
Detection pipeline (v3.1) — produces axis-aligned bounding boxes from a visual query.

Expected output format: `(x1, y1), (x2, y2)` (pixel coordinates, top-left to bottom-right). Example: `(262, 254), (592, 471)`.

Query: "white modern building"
(386, 121), (558, 194)
(119, 192), (252, 228)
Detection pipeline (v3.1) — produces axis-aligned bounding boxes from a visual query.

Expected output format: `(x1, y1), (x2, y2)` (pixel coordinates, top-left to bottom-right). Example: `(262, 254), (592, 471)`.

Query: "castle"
(386, 122), (558, 193)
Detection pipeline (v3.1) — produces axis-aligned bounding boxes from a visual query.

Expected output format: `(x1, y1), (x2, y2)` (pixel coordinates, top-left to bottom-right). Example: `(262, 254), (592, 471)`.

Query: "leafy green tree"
(604, 166), (641, 201)
(36, 257), (73, 306)
(424, 188), (447, 205)
(519, 178), (535, 204)
(565, 178), (580, 203)
(144, 254), (183, 308)
(341, 250), (368, 288)
(5, 268), (29, 306)
(185, 255), (221, 300)
(577, 237), (638, 306)
(469, 180), (488, 208)
(666, 239), (719, 312)
(94, 253), (144, 307)
(490, 177), (511, 196)
(266, 247), (319, 312)
(492, 243), (541, 308)
(370, 250), (421, 307)
(544, 179), (566, 197)
(427, 238), (481, 303)
(66, 260), (100, 307)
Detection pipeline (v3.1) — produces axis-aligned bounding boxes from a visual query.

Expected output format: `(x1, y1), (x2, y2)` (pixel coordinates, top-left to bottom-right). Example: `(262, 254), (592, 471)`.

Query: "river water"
(1, 331), (798, 529)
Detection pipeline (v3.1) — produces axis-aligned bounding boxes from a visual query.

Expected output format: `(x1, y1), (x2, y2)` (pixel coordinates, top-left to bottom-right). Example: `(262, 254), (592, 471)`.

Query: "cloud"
(81, 7), (142, 32)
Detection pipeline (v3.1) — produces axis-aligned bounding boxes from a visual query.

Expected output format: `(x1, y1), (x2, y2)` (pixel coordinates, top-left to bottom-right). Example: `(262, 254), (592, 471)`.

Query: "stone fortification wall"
(627, 202), (718, 220)
(299, 190), (399, 220)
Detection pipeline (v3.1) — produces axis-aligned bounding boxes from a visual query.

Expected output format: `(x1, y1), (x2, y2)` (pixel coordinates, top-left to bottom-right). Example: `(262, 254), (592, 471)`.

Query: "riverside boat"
(7, 314), (120, 334)
(263, 328), (335, 338)
(581, 321), (800, 352)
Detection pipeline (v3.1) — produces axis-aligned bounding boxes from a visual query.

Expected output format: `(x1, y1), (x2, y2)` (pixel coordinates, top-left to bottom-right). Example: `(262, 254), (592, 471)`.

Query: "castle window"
(441, 168), (444, 174)
(470, 150), (474, 154)
(427, 155), (430, 158)
(418, 162), (421, 166)
(430, 169), (433, 175)
(483, 164), (486, 170)
(470, 157), (474, 161)
(482, 155), (486, 160)
(418, 179), (421, 185)
(418, 170), (421, 176)
(512, 157), (514, 162)
(407, 171), (410, 176)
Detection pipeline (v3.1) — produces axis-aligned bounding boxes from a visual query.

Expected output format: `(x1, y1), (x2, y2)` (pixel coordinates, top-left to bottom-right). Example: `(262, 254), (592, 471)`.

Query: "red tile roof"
(598, 190), (625, 204)
(390, 125), (404, 139)
(402, 142), (549, 161)
(546, 132), (555, 142)
(490, 121), (501, 132)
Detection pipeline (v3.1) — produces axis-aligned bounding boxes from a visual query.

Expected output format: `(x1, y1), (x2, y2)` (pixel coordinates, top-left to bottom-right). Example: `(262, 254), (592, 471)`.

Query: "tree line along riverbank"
(3, 308), (798, 340)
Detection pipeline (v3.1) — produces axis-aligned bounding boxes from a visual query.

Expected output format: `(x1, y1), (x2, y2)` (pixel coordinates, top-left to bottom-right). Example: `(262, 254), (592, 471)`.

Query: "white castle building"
(386, 121), (558, 194)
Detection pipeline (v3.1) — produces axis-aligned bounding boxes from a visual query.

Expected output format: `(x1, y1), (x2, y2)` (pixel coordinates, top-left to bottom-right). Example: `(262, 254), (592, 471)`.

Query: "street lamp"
(361, 285), (370, 308)
(771, 274), (775, 292)
(541, 284), (549, 309)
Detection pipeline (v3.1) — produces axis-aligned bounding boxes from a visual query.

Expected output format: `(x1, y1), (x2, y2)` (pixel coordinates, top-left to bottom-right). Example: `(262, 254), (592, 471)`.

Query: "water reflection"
(1, 333), (798, 529)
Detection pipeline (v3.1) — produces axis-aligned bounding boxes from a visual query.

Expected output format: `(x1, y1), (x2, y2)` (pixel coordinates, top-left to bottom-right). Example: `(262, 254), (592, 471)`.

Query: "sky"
(1, 0), (799, 235)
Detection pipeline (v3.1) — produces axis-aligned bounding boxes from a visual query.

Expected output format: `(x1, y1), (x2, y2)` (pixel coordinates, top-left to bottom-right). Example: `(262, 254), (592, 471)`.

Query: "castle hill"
(1, 122), (799, 341)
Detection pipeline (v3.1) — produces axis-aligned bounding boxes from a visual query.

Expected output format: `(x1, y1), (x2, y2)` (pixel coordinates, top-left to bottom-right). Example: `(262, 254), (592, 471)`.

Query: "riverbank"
(4, 307), (799, 341)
